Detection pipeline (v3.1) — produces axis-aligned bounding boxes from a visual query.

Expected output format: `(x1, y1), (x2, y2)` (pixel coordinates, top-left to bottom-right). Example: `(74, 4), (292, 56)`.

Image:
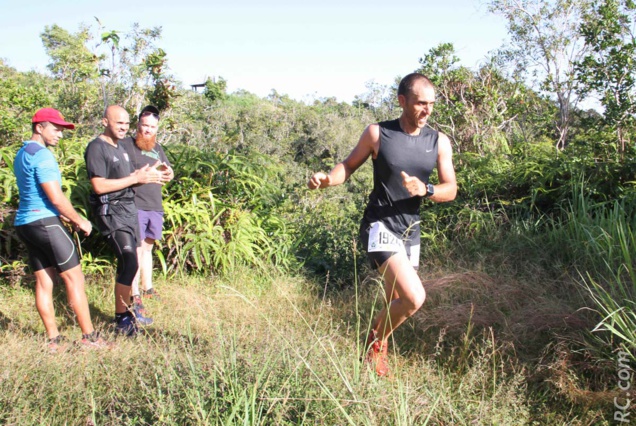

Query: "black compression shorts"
(15, 216), (81, 273)
(106, 228), (139, 286)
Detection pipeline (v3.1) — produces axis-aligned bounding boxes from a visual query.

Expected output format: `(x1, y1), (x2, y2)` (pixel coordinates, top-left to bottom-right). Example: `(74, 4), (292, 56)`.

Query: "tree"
(417, 43), (474, 152)
(145, 48), (179, 112)
(94, 20), (177, 114)
(352, 79), (397, 121)
(416, 43), (525, 155)
(40, 24), (102, 129)
(204, 77), (228, 103)
(0, 61), (53, 145)
(575, 0), (636, 152)
(41, 20), (180, 125)
(489, 0), (591, 149)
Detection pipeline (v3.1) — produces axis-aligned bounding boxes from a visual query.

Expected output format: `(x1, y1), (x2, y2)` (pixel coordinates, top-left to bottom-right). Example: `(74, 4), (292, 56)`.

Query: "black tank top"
(362, 119), (439, 244)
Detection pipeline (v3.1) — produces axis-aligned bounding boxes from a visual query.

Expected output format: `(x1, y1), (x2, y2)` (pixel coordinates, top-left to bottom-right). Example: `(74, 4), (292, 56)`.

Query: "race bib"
(367, 221), (404, 253)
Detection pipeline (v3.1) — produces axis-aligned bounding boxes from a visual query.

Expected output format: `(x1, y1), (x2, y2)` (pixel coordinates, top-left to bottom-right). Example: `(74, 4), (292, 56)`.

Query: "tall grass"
(1, 266), (592, 425)
(158, 147), (295, 276)
(543, 188), (636, 356)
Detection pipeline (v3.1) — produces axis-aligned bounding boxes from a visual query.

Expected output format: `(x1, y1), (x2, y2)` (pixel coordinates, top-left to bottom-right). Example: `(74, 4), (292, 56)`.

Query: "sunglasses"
(140, 111), (160, 120)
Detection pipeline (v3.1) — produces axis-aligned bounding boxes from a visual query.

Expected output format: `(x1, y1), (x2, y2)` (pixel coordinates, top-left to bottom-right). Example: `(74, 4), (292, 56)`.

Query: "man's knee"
(59, 265), (85, 285)
(405, 286), (426, 315)
(34, 267), (56, 287)
(118, 250), (139, 286)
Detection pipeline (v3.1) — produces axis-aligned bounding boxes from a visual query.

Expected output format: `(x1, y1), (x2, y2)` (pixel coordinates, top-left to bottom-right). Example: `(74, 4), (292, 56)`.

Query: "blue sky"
(0, 0), (509, 103)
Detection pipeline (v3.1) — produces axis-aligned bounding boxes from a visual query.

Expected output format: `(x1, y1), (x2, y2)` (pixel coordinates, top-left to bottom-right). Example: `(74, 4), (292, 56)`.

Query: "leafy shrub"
(158, 146), (295, 276)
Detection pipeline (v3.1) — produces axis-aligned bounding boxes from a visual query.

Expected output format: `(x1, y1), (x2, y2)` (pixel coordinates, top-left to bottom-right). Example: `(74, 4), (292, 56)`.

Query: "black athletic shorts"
(93, 207), (141, 244)
(359, 220), (420, 270)
(15, 216), (81, 273)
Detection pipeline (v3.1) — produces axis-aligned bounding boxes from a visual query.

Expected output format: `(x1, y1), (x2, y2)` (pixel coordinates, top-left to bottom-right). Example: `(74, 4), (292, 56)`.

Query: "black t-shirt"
(84, 137), (137, 235)
(362, 119), (439, 244)
(120, 137), (170, 212)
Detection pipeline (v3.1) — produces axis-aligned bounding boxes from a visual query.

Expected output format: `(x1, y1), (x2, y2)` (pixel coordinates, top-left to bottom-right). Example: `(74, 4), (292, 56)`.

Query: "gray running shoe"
(48, 335), (69, 353)
(132, 303), (154, 326)
(78, 331), (114, 349)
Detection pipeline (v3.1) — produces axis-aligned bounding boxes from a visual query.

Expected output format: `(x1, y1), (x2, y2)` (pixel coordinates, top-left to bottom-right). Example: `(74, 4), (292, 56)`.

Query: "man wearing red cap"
(14, 108), (109, 351)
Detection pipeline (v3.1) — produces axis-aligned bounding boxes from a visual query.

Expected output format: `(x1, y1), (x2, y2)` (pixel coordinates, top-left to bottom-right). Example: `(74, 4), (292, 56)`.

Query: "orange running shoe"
(364, 330), (389, 377)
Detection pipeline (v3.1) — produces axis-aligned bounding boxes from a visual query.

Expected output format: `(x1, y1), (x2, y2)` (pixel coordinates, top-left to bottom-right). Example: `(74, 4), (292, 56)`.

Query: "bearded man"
(121, 106), (174, 313)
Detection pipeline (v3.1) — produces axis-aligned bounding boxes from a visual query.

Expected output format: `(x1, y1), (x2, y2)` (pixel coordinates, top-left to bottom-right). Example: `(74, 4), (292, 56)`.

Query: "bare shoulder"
(437, 131), (451, 145)
(341, 123), (379, 169)
(362, 123), (381, 156)
(437, 131), (453, 154)
(367, 123), (380, 138)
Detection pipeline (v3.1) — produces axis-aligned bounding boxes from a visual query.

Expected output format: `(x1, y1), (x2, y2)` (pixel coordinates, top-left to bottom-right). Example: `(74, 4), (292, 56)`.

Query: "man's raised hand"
(308, 172), (332, 190)
(401, 171), (424, 197)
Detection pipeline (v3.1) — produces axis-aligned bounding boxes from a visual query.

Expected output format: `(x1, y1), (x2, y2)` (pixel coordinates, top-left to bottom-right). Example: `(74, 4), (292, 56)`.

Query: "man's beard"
(135, 133), (157, 151)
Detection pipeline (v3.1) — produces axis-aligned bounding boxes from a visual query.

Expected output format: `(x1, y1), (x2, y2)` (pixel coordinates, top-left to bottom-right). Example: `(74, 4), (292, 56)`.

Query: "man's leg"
(108, 228), (152, 330)
(365, 252), (426, 376)
(130, 245), (150, 317)
(59, 264), (95, 335)
(139, 209), (163, 298)
(131, 250), (141, 300)
(115, 283), (132, 314)
(372, 253), (426, 342)
(139, 238), (155, 292)
(34, 267), (60, 339)
(108, 230), (139, 315)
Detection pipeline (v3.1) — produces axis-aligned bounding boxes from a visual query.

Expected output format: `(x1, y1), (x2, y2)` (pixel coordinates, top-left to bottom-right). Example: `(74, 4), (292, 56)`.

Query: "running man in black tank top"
(307, 73), (457, 376)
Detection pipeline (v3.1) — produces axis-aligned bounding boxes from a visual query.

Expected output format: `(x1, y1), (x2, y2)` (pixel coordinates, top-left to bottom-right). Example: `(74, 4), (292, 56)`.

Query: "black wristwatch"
(425, 183), (435, 198)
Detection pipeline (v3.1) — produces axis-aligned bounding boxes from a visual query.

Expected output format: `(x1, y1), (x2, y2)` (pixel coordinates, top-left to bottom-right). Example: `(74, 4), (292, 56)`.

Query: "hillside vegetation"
(1, 2), (635, 423)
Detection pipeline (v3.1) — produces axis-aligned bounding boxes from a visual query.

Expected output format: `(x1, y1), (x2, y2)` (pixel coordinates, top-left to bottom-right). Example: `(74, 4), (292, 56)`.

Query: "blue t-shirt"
(14, 141), (62, 226)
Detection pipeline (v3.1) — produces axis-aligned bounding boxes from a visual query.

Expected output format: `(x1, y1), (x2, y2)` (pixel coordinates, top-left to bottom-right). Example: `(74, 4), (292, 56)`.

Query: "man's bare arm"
(40, 181), (92, 236)
(429, 132), (457, 202)
(307, 124), (379, 189)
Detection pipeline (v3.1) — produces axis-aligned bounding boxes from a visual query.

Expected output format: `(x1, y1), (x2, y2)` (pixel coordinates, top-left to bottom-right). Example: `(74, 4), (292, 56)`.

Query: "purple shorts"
(137, 210), (164, 241)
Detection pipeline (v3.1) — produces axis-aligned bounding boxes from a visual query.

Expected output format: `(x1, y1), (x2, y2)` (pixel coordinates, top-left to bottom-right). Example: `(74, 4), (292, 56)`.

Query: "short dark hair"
(397, 73), (434, 97)
(32, 121), (50, 133)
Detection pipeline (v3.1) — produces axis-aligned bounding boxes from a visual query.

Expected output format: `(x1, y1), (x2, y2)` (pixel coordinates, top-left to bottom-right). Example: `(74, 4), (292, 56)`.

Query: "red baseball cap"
(31, 108), (75, 130)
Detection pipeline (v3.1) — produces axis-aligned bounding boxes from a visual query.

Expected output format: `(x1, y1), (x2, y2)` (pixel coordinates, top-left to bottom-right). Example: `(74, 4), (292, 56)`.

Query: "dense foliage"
(1, 5), (635, 420)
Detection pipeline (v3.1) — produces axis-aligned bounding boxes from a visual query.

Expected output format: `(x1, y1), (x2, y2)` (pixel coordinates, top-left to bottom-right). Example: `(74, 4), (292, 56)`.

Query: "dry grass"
(0, 265), (614, 425)
(419, 271), (591, 335)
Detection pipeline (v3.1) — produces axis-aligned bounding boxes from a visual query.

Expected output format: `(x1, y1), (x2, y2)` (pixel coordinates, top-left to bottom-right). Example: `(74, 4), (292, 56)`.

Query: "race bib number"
(367, 221), (404, 253)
